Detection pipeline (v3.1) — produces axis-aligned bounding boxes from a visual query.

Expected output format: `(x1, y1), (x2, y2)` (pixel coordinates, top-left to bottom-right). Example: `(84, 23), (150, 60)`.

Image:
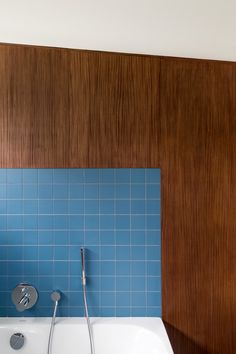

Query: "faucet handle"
(12, 284), (38, 312)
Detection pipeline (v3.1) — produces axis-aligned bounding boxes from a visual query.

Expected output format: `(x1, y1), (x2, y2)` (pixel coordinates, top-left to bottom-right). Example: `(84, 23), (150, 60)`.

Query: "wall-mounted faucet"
(11, 284), (38, 312)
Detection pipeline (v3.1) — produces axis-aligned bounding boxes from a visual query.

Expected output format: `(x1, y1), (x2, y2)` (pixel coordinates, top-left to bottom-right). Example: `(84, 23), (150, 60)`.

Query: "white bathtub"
(0, 317), (173, 354)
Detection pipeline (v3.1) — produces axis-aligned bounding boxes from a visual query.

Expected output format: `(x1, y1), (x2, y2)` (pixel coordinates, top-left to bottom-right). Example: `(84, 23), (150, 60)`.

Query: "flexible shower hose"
(82, 282), (95, 354)
(47, 300), (58, 354)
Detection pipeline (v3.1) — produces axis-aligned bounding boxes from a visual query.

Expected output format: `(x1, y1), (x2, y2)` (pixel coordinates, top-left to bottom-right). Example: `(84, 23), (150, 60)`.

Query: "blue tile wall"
(0, 168), (161, 317)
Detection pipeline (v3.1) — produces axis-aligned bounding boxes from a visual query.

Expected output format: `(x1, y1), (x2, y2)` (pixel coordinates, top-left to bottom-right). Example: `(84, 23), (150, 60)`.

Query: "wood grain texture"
(0, 44), (160, 167)
(0, 43), (236, 353)
(160, 58), (236, 354)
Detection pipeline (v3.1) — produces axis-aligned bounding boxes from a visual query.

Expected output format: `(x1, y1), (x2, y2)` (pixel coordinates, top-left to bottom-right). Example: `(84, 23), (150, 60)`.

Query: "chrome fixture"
(80, 247), (86, 286)
(10, 333), (25, 350)
(80, 248), (95, 354)
(47, 290), (61, 354)
(11, 284), (38, 312)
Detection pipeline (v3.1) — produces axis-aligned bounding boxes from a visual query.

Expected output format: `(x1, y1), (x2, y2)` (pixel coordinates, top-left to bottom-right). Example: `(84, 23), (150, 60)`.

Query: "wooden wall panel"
(0, 44), (160, 167)
(160, 58), (236, 354)
(0, 43), (235, 354)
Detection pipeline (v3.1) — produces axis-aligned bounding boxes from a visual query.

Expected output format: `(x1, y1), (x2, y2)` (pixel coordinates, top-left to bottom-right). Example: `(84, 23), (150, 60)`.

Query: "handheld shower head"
(80, 248), (86, 286)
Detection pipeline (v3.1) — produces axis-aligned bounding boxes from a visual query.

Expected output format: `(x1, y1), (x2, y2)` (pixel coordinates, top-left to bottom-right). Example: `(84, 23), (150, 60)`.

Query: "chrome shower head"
(80, 247), (86, 286)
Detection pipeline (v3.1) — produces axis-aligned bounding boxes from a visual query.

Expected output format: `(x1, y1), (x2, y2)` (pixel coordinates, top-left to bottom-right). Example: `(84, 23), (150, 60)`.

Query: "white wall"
(0, 0), (235, 61)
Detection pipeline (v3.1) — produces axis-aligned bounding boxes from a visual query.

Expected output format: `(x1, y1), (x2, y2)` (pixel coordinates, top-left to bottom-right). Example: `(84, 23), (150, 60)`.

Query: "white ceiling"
(0, 0), (235, 61)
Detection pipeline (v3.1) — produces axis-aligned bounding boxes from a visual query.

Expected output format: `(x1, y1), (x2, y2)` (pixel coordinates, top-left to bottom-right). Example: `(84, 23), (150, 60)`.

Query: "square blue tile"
(146, 231), (161, 245)
(8, 246), (23, 260)
(38, 215), (53, 229)
(69, 215), (83, 230)
(84, 169), (99, 183)
(116, 277), (130, 291)
(147, 277), (161, 292)
(7, 169), (22, 184)
(24, 246), (38, 260)
(23, 200), (38, 214)
(131, 261), (146, 276)
(100, 215), (114, 229)
(146, 199), (160, 214)
(131, 215), (145, 229)
(7, 215), (23, 229)
(115, 169), (130, 183)
(115, 215), (130, 229)
(146, 184), (160, 199)
(131, 246), (145, 260)
(131, 292), (146, 307)
(38, 184), (53, 199)
(69, 231), (84, 245)
(84, 184), (99, 199)
(53, 169), (69, 183)
(7, 231), (23, 245)
(147, 261), (161, 276)
(101, 246), (115, 260)
(146, 169), (161, 183)
(38, 169), (53, 183)
(84, 200), (99, 214)
(54, 246), (69, 260)
(131, 277), (146, 291)
(101, 292), (115, 307)
(85, 231), (99, 245)
(54, 231), (68, 245)
(100, 200), (114, 214)
(23, 184), (38, 199)
(101, 276), (115, 291)
(101, 261), (115, 275)
(69, 184), (84, 199)
(115, 231), (130, 245)
(131, 169), (145, 183)
(38, 261), (53, 276)
(99, 184), (115, 199)
(100, 169), (115, 183)
(54, 261), (69, 275)
(116, 292), (130, 306)
(115, 184), (130, 199)
(7, 185), (22, 199)
(147, 215), (160, 229)
(53, 184), (68, 199)
(7, 200), (23, 214)
(147, 245), (161, 260)
(116, 246), (130, 260)
(38, 200), (53, 214)
(131, 184), (145, 199)
(38, 231), (54, 245)
(100, 231), (115, 245)
(0, 169), (7, 183)
(85, 215), (99, 229)
(131, 200), (145, 214)
(23, 169), (38, 183)
(115, 200), (130, 214)
(53, 215), (68, 229)
(0, 184), (6, 198)
(23, 231), (37, 245)
(23, 215), (38, 229)
(38, 246), (53, 260)
(131, 231), (145, 245)
(68, 200), (83, 214)
(147, 292), (161, 307)
(69, 169), (84, 183)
